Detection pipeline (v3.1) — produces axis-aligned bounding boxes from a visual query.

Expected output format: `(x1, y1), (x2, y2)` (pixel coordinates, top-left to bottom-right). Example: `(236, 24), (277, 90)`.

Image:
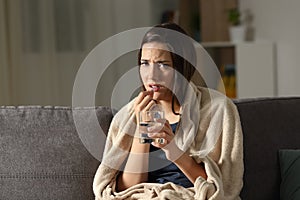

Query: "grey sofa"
(1, 97), (299, 200)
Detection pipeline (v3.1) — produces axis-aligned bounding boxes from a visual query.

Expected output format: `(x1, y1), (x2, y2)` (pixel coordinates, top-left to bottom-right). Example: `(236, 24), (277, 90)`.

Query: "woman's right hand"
(133, 90), (156, 123)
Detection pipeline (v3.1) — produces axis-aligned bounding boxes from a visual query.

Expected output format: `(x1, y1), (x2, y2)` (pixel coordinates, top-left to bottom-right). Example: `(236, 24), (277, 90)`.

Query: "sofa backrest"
(0, 106), (113, 200)
(235, 97), (300, 200)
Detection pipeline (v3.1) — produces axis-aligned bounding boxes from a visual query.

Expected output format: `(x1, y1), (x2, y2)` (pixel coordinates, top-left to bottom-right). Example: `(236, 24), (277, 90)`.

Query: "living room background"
(0, 0), (299, 106)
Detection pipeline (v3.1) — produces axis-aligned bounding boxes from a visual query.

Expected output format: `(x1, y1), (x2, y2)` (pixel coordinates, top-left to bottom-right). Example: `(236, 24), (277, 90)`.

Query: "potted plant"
(228, 8), (246, 42)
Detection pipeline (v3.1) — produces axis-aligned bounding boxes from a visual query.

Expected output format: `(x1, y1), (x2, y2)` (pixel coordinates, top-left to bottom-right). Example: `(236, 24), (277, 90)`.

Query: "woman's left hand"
(147, 119), (183, 161)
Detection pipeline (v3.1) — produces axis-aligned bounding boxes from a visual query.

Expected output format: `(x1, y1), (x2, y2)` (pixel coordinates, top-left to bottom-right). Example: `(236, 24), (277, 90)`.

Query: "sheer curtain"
(0, 0), (156, 106)
(0, 0), (10, 105)
(0, 0), (106, 105)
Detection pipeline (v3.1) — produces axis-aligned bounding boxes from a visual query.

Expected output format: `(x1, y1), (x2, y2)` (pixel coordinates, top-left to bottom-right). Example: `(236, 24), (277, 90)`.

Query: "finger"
(134, 91), (153, 108)
(149, 119), (172, 134)
(135, 92), (153, 112)
(151, 138), (166, 147)
(147, 127), (174, 143)
(134, 91), (152, 107)
(155, 118), (172, 129)
(155, 118), (170, 126)
(144, 99), (156, 111)
(138, 94), (154, 111)
(148, 131), (173, 141)
(151, 136), (171, 148)
(147, 122), (165, 133)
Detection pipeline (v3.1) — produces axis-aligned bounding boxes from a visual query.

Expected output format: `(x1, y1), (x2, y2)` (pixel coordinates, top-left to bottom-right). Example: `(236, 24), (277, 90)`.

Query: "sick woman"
(93, 23), (243, 200)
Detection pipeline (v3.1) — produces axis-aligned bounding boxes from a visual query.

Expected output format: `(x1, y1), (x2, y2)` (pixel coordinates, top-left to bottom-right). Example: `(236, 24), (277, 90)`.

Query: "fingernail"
(147, 127), (154, 132)
(147, 133), (154, 137)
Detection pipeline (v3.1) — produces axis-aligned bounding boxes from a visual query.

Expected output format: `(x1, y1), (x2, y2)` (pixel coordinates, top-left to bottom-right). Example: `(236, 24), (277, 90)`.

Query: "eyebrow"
(140, 59), (171, 63)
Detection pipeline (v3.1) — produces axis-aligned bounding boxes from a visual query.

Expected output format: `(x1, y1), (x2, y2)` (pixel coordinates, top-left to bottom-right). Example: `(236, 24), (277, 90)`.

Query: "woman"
(93, 23), (243, 200)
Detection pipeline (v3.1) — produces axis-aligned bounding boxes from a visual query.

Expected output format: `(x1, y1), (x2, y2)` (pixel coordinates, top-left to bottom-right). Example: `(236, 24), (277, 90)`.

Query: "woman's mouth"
(149, 84), (161, 92)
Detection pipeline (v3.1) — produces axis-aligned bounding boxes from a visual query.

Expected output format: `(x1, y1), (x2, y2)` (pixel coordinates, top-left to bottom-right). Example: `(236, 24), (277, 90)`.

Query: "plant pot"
(229, 26), (246, 42)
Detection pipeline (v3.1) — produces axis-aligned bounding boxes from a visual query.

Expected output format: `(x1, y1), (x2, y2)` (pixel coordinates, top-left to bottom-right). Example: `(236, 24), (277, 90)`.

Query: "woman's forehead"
(142, 42), (171, 52)
(141, 42), (172, 60)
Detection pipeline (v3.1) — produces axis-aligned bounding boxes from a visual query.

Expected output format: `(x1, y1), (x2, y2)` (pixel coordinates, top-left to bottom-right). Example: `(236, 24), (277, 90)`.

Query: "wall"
(240, 0), (300, 96)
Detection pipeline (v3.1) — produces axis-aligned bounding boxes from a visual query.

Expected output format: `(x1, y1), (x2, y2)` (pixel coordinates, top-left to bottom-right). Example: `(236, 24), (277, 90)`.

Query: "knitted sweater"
(93, 84), (243, 200)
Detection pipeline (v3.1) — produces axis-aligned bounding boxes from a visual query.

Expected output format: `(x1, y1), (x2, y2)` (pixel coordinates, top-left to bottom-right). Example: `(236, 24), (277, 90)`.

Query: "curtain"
(0, 0), (158, 106)
(0, 0), (105, 106)
(0, 0), (11, 105)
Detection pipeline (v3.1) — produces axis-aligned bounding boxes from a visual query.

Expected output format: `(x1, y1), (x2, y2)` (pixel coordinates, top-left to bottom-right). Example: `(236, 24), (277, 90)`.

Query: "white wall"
(240, 0), (300, 96)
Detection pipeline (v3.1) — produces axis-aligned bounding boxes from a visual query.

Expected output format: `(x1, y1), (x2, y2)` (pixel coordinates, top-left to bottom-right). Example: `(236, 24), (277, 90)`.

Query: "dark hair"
(138, 23), (196, 115)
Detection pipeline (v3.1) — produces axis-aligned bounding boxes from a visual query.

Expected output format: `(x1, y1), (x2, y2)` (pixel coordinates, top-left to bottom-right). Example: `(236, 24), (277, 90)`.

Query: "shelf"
(194, 42), (276, 98)
(201, 41), (235, 48)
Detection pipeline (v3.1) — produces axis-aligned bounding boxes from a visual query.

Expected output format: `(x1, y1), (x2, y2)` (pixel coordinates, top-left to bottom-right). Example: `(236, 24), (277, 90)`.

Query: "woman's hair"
(138, 23), (197, 115)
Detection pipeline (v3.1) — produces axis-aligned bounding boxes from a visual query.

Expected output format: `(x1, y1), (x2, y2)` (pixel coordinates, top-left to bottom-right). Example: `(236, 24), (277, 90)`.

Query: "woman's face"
(140, 42), (174, 101)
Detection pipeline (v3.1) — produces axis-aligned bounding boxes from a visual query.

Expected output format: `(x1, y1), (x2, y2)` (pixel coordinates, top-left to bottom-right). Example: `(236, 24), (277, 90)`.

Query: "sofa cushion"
(279, 149), (300, 200)
(0, 106), (113, 200)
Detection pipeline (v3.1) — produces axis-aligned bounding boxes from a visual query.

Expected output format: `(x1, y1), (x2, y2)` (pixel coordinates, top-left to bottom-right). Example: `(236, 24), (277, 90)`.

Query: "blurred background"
(1, 0), (300, 106)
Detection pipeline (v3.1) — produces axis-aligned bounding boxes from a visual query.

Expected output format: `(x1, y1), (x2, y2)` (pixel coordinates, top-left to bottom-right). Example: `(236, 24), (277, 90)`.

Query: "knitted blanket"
(93, 84), (243, 200)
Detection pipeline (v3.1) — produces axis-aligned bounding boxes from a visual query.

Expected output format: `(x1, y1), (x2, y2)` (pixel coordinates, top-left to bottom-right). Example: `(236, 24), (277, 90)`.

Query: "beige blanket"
(93, 83), (243, 200)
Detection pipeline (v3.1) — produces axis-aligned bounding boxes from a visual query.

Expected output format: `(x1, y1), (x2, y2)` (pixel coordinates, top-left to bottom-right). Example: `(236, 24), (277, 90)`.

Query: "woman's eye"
(140, 61), (149, 66)
(158, 62), (170, 69)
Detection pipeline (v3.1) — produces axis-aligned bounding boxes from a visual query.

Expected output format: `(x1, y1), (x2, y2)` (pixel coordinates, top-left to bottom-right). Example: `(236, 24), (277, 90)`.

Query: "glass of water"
(139, 110), (164, 144)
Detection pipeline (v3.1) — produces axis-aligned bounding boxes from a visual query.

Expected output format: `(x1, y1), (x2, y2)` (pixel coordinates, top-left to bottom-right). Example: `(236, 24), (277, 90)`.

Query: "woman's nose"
(148, 63), (159, 78)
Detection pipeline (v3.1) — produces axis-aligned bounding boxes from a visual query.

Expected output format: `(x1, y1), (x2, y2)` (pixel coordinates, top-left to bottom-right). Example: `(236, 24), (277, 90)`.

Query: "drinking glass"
(139, 110), (164, 144)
